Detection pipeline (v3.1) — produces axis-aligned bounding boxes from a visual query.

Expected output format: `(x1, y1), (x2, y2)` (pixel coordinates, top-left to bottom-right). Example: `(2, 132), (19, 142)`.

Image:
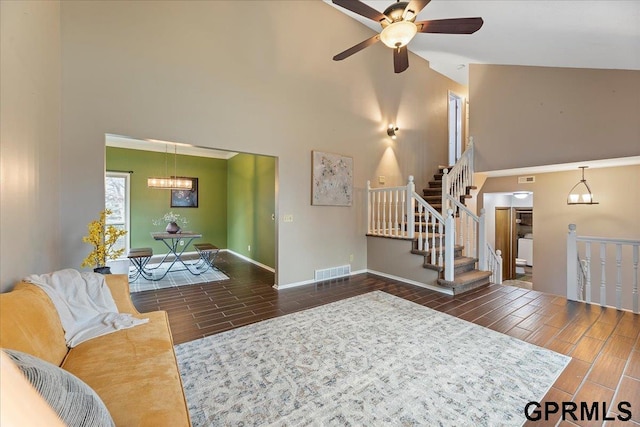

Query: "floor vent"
(314, 265), (351, 281)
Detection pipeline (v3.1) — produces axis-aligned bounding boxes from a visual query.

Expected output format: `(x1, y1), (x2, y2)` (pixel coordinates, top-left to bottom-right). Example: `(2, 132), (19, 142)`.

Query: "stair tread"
(445, 270), (492, 285)
(423, 256), (478, 272)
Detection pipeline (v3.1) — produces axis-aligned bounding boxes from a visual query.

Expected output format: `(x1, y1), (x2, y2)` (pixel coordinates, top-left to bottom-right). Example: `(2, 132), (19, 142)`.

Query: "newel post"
(406, 176), (415, 239)
(567, 224), (578, 301)
(444, 209), (455, 282)
(366, 180), (371, 234)
(441, 168), (449, 216)
(478, 208), (486, 270)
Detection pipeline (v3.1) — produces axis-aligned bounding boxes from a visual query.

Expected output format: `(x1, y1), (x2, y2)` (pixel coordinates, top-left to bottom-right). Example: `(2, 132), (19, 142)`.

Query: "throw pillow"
(3, 349), (114, 427)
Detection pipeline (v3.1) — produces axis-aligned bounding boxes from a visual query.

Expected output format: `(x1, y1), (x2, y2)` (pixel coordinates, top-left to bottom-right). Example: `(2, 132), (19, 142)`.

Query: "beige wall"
(479, 165), (640, 307)
(367, 236), (440, 288)
(0, 1), (61, 292)
(469, 64), (640, 172)
(58, 1), (466, 286)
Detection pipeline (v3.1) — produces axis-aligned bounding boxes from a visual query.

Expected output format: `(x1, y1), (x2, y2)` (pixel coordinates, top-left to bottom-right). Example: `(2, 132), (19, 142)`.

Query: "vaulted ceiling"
(326, 0), (640, 85)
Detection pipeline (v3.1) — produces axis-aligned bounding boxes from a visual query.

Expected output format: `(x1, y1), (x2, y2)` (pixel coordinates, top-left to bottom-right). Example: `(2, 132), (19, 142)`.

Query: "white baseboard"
(272, 269), (367, 291)
(226, 250), (275, 273)
(366, 269), (454, 295)
(273, 279), (316, 290)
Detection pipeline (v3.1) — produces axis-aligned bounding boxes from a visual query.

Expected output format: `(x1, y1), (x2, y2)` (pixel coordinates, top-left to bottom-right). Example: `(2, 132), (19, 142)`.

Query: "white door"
(448, 92), (463, 166)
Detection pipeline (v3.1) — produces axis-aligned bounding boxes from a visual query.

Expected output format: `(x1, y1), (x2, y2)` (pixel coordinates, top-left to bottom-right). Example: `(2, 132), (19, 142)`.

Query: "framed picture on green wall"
(171, 177), (198, 208)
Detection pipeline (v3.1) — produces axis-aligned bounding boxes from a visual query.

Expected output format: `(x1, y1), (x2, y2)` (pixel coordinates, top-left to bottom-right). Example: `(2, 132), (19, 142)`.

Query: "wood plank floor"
(131, 252), (640, 426)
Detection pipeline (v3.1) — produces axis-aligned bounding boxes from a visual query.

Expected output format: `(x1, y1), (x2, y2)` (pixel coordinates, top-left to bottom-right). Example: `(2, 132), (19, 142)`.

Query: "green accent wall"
(227, 153), (276, 269)
(106, 147), (228, 254)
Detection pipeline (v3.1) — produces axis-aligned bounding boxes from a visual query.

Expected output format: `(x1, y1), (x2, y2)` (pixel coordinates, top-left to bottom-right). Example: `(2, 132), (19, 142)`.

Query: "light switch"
(378, 176), (386, 184)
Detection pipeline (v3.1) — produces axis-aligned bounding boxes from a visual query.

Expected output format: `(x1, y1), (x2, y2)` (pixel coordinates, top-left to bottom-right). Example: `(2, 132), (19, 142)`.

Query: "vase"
(93, 266), (112, 274)
(166, 222), (180, 234)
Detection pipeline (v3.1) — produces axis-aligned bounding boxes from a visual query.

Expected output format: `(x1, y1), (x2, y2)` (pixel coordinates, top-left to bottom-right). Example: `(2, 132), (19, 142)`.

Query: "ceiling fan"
(332, 0), (484, 73)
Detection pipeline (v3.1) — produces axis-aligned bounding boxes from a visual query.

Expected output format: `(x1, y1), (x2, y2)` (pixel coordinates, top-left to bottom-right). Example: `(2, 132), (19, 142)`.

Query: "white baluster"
(633, 244), (639, 314)
(367, 181), (371, 234)
(586, 242), (592, 303)
(431, 211), (437, 265)
(382, 191), (388, 236)
(437, 219), (444, 268)
(376, 191), (381, 234)
(401, 190), (406, 238)
(417, 203), (424, 252)
(600, 243), (606, 307)
(387, 190), (393, 236)
(466, 214), (471, 258)
(394, 190), (399, 236)
(615, 244), (622, 311)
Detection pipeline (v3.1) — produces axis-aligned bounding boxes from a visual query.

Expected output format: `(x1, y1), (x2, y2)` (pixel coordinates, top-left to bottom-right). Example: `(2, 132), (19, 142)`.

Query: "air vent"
(314, 265), (351, 281)
(518, 176), (535, 184)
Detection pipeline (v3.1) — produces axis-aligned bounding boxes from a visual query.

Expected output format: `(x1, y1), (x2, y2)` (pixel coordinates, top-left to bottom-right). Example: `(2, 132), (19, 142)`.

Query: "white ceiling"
(327, 0), (640, 85)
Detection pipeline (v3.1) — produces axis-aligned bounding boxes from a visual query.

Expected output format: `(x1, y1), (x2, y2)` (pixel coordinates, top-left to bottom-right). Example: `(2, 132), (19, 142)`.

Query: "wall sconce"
(387, 124), (399, 140)
(567, 166), (598, 205)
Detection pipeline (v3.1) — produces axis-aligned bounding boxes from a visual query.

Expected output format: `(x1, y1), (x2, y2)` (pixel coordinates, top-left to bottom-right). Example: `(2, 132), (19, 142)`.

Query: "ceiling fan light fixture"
(380, 20), (417, 48)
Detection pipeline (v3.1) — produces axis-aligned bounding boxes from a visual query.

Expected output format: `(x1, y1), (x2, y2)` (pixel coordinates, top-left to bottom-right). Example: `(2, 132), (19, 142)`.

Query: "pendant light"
(147, 144), (192, 190)
(567, 166), (598, 205)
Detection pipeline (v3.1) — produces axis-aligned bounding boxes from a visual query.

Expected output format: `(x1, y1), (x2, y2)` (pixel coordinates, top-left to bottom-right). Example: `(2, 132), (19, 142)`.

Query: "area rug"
(129, 262), (229, 293)
(175, 291), (570, 426)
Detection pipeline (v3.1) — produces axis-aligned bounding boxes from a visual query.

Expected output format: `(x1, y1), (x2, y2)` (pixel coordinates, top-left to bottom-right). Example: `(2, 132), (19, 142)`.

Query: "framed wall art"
(171, 177), (198, 208)
(311, 151), (353, 207)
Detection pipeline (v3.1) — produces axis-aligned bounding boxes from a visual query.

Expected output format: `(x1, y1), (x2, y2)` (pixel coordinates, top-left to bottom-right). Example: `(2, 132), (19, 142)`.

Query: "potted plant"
(81, 209), (128, 274)
(152, 211), (189, 234)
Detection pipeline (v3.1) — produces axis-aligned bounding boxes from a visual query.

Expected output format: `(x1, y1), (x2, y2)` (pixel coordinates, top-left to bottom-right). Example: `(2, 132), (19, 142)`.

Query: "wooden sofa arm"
(105, 275), (141, 315)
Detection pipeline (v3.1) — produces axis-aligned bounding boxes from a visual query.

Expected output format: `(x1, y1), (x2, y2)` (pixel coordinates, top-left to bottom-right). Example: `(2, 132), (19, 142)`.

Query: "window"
(105, 172), (130, 257)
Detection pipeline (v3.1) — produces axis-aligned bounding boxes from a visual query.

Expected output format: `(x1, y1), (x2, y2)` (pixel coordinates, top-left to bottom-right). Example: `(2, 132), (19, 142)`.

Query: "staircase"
(411, 168), (491, 295)
(366, 140), (502, 295)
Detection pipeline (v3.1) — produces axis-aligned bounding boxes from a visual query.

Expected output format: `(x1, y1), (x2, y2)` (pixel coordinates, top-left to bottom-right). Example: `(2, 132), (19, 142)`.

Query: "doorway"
(448, 91), (463, 166)
(104, 134), (278, 283)
(495, 207), (514, 280)
(495, 206), (534, 282)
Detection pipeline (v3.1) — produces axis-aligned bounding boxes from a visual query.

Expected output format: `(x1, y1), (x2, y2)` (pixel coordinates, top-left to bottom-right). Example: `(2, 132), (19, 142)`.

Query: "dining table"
(149, 231), (203, 280)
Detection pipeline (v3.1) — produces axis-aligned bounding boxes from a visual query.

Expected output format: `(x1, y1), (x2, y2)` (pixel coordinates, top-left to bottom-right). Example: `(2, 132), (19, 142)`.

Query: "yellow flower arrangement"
(81, 209), (128, 269)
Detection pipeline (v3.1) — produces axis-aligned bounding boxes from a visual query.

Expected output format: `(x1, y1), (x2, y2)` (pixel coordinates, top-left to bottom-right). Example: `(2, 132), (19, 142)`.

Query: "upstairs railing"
(567, 224), (640, 313)
(441, 139), (474, 214)
(367, 176), (456, 281)
(487, 243), (503, 285)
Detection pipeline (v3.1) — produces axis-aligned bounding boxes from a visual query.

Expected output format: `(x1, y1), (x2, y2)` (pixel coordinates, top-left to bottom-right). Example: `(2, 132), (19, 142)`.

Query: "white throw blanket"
(25, 269), (148, 347)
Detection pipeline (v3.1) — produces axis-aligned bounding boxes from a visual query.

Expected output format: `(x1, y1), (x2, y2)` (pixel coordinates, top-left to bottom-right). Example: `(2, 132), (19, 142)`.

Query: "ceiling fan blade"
(393, 46), (409, 73)
(332, 0), (388, 23)
(402, 0), (431, 20)
(416, 17), (484, 34)
(333, 34), (380, 61)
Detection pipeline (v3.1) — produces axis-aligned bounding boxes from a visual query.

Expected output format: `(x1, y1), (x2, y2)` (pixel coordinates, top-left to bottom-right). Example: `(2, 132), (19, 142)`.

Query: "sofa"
(0, 274), (191, 426)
